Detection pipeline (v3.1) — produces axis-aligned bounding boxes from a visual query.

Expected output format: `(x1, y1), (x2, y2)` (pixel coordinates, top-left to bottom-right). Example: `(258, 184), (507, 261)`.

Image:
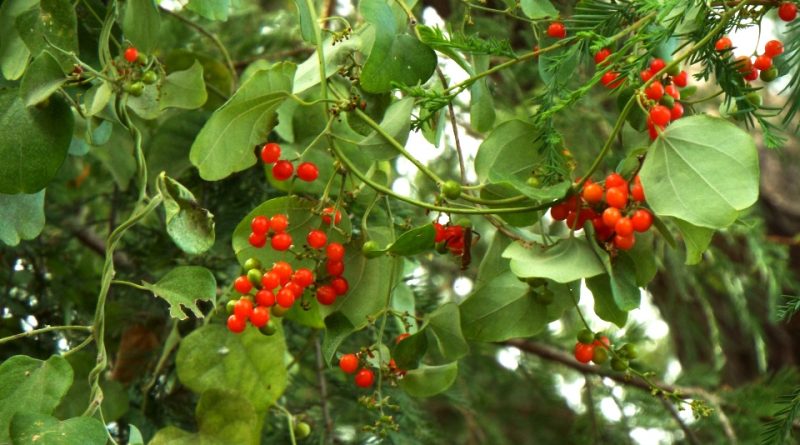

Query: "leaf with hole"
(142, 266), (217, 320)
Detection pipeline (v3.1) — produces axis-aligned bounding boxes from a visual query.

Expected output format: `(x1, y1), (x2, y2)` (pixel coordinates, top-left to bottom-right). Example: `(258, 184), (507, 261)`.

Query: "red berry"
(645, 81), (664, 101)
(631, 209), (653, 232)
(354, 368), (375, 388)
(574, 342), (594, 364)
(261, 272), (281, 290)
(256, 289), (275, 307)
(670, 102), (684, 121)
(649, 58), (666, 74)
(754, 55), (773, 71)
(276, 287), (295, 308)
(316, 285), (337, 305)
(665, 84), (680, 99)
(650, 105), (671, 126)
(602, 207), (622, 228)
(736, 56), (753, 73)
(640, 70), (654, 82)
(673, 70), (688, 87)
(744, 68), (759, 81)
(326, 242), (345, 262)
(547, 22), (566, 39)
(260, 143), (281, 164)
(605, 173), (626, 189)
(271, 232), (293, 251)
(594, 48), (612, 65)
(234, 298), (254, 319)
(765, 40), (784, 58)
(272, 160), (294, 181)
(296, 162), (319, 182)
(292, 268), (314, 288)
(550, 203), (570, 221)
(715, 36), (732, 52)
(249, 232), (267, 248)
(593, 336), (611, 348)
(251, 216), (269, 234)
(605, 186), (628, 209)
(250, 306), (270, 327)
(339, 354), (359, 374)
(614, 234), (636, 250)
(326, 260), (344, 277)
(615, 217), (634, 237)
(284, 282), (304, 298)
(227, 314), (247, 333)
(600, 71), (621, 88)
(307, 230), (328, 249)
(270, 214), (289, 232)
(331, 277), (349, 295)
(631, 182), (646, 202)
(234, 276), (252, 294)
(124, 47), (139, 63)
(779, 2), (798, 21)
(582, 183), (604, 204)
(272, 261), (293, 283)
(321, 207), (342, 225)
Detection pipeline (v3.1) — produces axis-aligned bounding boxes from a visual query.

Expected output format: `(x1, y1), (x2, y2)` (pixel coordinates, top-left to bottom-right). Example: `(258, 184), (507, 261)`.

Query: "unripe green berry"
(746, 91), (762, 108)
(666, 63), (680, 76)
(259, 320), (277, 336)
(127, 81), (144, 97)
(660, 95), (675, 108)
(526, 176), (540, 187)
(621, 343), (638, 359)
(611, 357), (629, 371)
(294, 421), (311, 439)
(142, 70), (158, 84)
(362, 240), (384, 258)
(577, 329), (595, 345)
(226, 299), (236, 315)
(244, 257), (262, 272)
(760, 66), (778, 82)
(247, 269), (263, 286)
(271, 305), (289, 318)
(441, 180), (462, 200)
(592, 346), (609, 364)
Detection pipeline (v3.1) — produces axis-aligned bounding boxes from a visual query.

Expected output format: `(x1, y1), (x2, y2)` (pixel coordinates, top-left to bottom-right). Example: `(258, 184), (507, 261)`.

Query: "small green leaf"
(129, 425), (144, 445)
(157, 172), (216, 254)
(122, 0), (161, 54)
(142, 266), (217, 320)
(357, 97), (414, 160)
(469, 55), (495, 133)
(176, 324), (288, 412)
(160, 61), (208, 111)
(388, 224), (435, 256)
(520, 0), (559, 18)
(20, 51), (65, 107)
(673, 218), (714, 265)
(393, 330), (428, 370)
(399, 362), (458, 398)
(0, 191), (45, 246)
(585, 228), (641, 311)
(0, 90), (73, 194)
(150, 389), (259, 445)
(621, 230), (657, 286)
(186, 0), (231, 21)
(586, 274), (628, 328)
(639, 115), (759, 229)
(189, 63), (294, 181)
(0, 0), (38, 80)
(293, 0), (316, 43)
(10, 413), (107, 445)
(425, 303), (469, 363)
(503, 238), (605, 283)
(16, 0), (78, 72)
(0, 355), (73, 444)
(83, 82), (113, 117)
(322, 312), (355, 365)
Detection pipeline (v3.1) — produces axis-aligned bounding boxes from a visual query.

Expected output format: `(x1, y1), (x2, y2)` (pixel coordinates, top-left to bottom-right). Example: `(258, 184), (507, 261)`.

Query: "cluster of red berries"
(573, 330), (638, 371)
(433, 222), (467, 256)
(716, 36), (784, 83)
(338, 353), (376, 388)
(546, 21), (566, 39)
(640, 59), (689, 139)
(260, 142), (319, 182)
(779, 1), (798, 21)
(550, 173), (653, 251)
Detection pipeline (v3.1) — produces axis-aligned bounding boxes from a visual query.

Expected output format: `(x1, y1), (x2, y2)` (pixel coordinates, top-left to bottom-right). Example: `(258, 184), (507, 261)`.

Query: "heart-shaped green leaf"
(20, 51), (65, 107)
(157, 173), (216, 254)
(399, 362), (458, 398)
(142, 266), (217, 320)
(0, 191), (45, 246)
(503, 238), (605, 283)
(10, 413), (107, 445)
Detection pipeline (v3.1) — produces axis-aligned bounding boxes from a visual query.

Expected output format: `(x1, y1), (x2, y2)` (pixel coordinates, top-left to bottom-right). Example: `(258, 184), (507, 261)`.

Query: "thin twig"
(660, 397), (701, 445)
(0, 325), (93, 346)
(437, 69), (468, 184)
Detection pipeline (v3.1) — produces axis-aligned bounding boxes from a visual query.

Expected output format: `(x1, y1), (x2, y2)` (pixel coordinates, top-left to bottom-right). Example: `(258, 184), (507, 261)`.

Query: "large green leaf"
(160, 61), (208, 111)
(474, 119), (570, 202)
(20, 51), (65, 107)
(424, 303), (469, 363)
(176, 324), (288, 412)
(399, 362), (458, 398)
(0, 91), (73, 194)
(359, 1), (436, 93)
(0, 355), (73, 444)
(621, 230), (657, 287)
(0, 191), (45, 246)
(0, 0), (38, 80)
(142, 266), (217, 320)
(157, 173), (216, 254)
(149, 389), (259, 445)
(16, 0), (78, 72)
(189, 63), (295, 180)
(322, 312), (355, 364)
(122, 0), (161, 54)
(392, 329), (428, 370)
(387, 223), (435, 256)
(9, 413), (106, 445)
(639, 115), (759, 229)
(520, 0), (559, 18)
(674, 218), (714, 265)
(186, 0), (231, 21)
(503, 238), (604, 283)
(586, 274), (628, 328)
(357, 97), (414, 160)
(469, 55), (495, 133)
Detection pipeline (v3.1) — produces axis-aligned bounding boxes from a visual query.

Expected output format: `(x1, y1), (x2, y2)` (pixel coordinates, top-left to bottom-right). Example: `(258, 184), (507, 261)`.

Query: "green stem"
(111, 280), (149, 291)
(0, 325), (93, 347)
(275, 405), (298, 445)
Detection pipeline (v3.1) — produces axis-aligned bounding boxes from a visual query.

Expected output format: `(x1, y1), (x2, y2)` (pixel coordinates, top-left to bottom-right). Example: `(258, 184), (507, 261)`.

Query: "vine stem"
(0, 325), (93, 347)
(374, 197), (399, 416)
(275, 404), (298, 445)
